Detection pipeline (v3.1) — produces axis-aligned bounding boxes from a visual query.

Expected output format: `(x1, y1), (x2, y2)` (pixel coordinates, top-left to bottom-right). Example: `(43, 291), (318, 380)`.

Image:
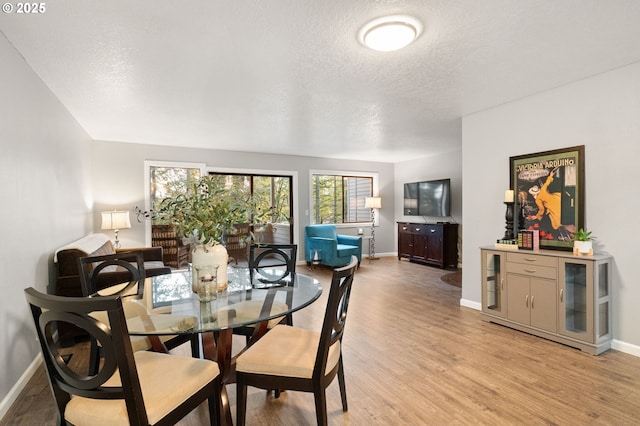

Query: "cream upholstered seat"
(236, 325), (341, 378)
(65, 351), (219, 425)
(24, 287), (221, 426)
(219, 299), (289, 330)
(235, 256), (358, 426)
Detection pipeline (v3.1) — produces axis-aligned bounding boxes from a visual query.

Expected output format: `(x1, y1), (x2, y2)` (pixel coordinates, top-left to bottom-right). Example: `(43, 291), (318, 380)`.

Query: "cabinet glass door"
(483, 251), (506, 317)
(564, 262), (587, 333)
(597, 262), (610, 339)
(560, 260), (593, 342)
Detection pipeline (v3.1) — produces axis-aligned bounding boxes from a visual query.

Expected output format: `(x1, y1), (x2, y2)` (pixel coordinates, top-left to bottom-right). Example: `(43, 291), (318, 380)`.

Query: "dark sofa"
(52, 233), (171, 298)
(51, 233), (171, 345)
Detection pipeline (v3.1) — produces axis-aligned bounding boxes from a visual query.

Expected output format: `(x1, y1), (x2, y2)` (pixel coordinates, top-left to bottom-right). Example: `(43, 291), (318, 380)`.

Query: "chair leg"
(208, 384), (220, 426)
(237, 381), (248, 426)
(88, 337), (100, 376)
(313, 389), (328, 426)
(338, 356), (348, 412)
(190, 334), (200, 358)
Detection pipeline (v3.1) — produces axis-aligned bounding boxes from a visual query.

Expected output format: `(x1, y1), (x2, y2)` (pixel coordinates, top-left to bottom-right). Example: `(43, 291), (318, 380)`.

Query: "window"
(311, 173), (373, 224)
(149, 165), (201, 218)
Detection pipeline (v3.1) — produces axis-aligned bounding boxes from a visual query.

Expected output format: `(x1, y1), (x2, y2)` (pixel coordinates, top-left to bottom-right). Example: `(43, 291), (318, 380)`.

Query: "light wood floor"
(4, 258), (640, 425)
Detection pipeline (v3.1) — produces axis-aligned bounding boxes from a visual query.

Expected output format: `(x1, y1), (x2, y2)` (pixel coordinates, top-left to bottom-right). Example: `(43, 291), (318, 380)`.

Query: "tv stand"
(397, 222), (458, 269)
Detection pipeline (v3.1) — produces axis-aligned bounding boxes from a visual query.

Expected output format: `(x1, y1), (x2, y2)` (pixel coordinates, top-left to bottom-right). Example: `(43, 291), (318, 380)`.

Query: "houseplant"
(136, 175), (248, 289)
(573, 228), (593, 255)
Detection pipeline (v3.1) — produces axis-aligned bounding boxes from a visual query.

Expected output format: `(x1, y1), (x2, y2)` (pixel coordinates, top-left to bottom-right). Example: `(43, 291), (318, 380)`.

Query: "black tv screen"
(404, 179), (451, 217)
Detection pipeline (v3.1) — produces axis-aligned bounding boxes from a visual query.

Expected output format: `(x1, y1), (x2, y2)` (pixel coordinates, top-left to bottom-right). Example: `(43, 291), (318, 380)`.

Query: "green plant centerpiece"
(572, 228), (594, 255)
(136, 175), (248, 292)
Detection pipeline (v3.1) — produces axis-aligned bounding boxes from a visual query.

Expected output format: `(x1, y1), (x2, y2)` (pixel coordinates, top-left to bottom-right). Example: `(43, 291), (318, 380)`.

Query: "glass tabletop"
(126, 265), (322, 336)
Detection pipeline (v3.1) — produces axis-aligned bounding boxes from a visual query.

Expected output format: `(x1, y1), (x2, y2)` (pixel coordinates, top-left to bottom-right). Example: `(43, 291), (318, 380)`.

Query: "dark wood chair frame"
(235, 255), (358, 426)
(24, 287), (220, 426)
(78, 251), (198, 374)
(233, 244), (297, 343)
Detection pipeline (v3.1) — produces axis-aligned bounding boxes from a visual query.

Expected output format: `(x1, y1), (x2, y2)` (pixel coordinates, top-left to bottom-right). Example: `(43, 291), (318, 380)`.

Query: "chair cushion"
(236, 324), (340, 379)
(64, 351), (219, 425)
(219, 300), (289, 329)
(336, 244), (359, 257)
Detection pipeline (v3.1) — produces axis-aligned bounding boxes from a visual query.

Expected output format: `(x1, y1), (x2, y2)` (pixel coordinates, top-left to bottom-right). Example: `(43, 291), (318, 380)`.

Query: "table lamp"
(101, 210), (131, 248)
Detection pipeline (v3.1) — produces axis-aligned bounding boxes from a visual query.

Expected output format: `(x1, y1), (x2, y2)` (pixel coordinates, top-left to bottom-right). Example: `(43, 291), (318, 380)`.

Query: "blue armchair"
(304, 225), (362, 267)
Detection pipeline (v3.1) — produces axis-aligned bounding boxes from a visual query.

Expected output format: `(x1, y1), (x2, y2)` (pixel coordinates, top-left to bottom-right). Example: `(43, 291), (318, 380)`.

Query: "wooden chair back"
(314, 255), (358, 381)
(24, 287), (151, 424)
(78, 250), (146, 297)
(249, 244), (297, 286)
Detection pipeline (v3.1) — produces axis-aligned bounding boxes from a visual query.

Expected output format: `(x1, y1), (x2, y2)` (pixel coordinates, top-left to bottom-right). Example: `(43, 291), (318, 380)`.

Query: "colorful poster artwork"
(510, 146), (584, 250)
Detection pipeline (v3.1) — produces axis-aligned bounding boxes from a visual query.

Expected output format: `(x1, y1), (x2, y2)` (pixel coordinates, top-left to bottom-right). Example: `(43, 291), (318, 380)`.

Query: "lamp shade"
(101, 211), (131, 230)
(365, 197), (382, 209)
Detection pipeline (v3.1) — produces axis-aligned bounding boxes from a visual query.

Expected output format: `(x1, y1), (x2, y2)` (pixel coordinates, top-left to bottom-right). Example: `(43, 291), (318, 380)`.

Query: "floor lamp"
(101, 210), (131, 249)
(364, 197), (382, 260)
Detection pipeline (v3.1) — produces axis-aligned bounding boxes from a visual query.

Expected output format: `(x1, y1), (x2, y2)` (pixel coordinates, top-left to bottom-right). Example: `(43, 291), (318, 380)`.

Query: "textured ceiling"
(2, 1), (640, 163)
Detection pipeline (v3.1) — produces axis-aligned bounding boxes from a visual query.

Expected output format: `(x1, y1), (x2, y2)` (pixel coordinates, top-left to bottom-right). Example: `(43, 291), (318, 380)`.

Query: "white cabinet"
(481, 247), (612, 355)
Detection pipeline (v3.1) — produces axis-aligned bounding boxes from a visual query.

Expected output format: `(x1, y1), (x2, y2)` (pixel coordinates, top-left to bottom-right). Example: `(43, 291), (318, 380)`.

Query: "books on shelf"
(495, 239), (519, 250)
(518, 230), (540, 250)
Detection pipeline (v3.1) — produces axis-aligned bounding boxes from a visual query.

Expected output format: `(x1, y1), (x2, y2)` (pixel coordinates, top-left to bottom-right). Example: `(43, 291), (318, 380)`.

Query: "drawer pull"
(415, 228), (420, 231)
(524, 257), (537, 262)
(430, 229), (436, 233)
(524, 269), (537, 274)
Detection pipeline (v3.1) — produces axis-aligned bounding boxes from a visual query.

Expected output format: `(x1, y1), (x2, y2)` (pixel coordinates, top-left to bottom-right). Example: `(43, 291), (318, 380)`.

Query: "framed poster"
(510, 145), (584, 250)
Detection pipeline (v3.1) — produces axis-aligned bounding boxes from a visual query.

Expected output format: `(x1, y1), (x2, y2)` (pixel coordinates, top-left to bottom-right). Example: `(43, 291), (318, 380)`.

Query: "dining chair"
(24, 287), (221, 426)
(248, 243), (297, 286)
(235, 255), (358, 426)
(232, 244), (297, 343)
(78, 251), (198, 374)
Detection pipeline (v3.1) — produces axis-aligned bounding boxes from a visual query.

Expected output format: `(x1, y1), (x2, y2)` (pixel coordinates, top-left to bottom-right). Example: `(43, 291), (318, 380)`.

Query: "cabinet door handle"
(560, 288), (564, 302)
(430, 229), (436, 233)
(415, 228), (420, 231)
(531, 296), (535, 309)
(501, 278), (504, 291)
(525, 295), (529, 307)
(524, 269), (537, 274)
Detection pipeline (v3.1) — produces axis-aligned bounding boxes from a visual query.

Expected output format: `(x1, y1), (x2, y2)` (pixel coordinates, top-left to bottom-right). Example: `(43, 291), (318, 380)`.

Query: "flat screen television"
(403, 178), (451, 217)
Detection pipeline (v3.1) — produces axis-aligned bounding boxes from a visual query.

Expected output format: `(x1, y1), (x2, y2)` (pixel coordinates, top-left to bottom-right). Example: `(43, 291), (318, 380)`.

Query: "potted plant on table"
(136, 175), (248, 290)
(572, 228), (594, 255)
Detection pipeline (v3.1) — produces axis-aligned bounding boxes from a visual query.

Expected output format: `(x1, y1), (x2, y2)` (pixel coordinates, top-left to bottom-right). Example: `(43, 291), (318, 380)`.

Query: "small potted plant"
(573, 228), (593, 255)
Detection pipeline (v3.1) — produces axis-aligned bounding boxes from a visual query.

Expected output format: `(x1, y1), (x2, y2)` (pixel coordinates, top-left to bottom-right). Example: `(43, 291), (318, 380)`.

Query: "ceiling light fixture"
(359, 15), (422, 52)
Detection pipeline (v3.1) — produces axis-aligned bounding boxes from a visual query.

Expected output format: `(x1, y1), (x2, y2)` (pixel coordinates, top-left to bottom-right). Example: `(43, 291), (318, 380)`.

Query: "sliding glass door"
(208, 172), (293, 244)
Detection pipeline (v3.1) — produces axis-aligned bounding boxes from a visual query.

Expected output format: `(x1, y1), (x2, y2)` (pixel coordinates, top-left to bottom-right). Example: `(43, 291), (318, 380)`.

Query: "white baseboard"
(612, 339), (640, 357)
(0, 354), (42, 420)
(460, 298), (481, 310)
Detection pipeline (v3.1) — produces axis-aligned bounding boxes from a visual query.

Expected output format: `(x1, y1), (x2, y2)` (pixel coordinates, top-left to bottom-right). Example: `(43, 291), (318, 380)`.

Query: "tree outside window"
(312, 174), (372, 224)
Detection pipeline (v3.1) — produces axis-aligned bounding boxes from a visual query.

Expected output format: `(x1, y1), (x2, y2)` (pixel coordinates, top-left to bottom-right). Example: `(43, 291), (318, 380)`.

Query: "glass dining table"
(125, 264), (323, 425)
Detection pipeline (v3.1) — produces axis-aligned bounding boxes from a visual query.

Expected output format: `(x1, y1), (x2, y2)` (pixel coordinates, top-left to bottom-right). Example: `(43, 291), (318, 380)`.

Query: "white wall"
(462, 62), (640, 350)
(90, 140), (396, 259)
(0, 34), (93, 408)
